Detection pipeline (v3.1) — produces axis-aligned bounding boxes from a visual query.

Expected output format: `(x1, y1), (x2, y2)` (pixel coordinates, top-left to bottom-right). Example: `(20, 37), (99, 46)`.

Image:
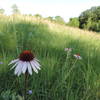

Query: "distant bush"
(34, 14), (42, 18)
(67, 17), (79, 27)
(54, 16), (66, 25)
(45, 16), (54, 21)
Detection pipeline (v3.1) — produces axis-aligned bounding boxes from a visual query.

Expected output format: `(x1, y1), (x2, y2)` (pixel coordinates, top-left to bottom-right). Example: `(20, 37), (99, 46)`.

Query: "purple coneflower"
(9, 50), (41, 76)
(74, 54), (82, 60)
(0, 62), (3, 64)
(28, 90), (32, 95)
(64, 48), (72, 52)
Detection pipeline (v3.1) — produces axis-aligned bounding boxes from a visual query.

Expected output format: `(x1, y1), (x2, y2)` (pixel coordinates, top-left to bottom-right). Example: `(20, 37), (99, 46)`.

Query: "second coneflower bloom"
(9, 50), (41, 76)
(74, 54), (82, 60)
(64, 48), (72, 52)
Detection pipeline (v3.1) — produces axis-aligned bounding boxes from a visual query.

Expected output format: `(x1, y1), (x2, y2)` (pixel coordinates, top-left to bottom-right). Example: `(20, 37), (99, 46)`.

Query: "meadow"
(0, 14), (100, 100)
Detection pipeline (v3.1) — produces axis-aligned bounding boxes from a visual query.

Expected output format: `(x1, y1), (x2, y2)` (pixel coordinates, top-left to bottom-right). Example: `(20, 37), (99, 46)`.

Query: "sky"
(0, 0), (100, 22)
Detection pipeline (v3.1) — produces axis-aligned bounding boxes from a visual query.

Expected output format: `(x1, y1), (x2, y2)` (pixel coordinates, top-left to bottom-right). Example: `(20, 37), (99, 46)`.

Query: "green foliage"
(54, 16), (66, 24)
(0, 90), (23, 100)
(34, 14), (42, 18)
(79, 6), (100, 32)
(45, 16), (54, 21)
(89, 21), (100, 32)
(67, 17), (79, 27)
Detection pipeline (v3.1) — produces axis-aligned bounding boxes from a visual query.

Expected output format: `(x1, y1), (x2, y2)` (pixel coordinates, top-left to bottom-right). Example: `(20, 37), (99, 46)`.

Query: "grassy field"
(0, 14), (100, 100)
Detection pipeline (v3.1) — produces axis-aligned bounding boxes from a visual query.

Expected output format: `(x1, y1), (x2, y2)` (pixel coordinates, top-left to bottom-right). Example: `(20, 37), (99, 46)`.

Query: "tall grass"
(0, 14), (100, 100)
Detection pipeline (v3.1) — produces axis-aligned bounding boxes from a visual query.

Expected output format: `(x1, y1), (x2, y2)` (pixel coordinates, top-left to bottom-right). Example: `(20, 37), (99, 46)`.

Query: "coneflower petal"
(32, 61), (41, 70)
(10, 62), (19, 70)
(17, 62), (23, 76)
(14, 61), (22, 75)
(27, 62), (32, 75)
(33, 60), (41, 67)
(17, 66), (22, 76)
(30, 61), (38, 73)
(8, 59), (19, 65)
(34, 58), (40, 62)
(22, 62), (28, 74)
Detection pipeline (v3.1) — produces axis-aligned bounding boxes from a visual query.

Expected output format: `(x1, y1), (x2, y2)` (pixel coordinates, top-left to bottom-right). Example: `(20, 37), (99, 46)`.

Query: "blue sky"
(0, 0), (100, 22)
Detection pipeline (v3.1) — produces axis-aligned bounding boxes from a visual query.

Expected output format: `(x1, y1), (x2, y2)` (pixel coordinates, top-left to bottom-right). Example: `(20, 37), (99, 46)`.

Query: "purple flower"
(28, 90), (32, 95)
(0, 62), (3, 64)
(64, 48), (72, 52)
(74, 54), (82, 60)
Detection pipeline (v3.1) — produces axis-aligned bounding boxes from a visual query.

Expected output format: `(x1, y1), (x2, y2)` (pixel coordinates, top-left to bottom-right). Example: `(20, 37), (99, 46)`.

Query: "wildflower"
(74, 54), (82, 60)
(64, 48), (72, 52)
(9, 50), (41, 76)
(28, 90), (32, 95)
(0, 62), (3, 64)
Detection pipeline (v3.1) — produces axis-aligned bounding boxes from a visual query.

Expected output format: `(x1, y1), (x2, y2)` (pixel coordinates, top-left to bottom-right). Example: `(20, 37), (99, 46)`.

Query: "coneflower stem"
(65, 59), (78, 79)
(24, 71), (28, 100)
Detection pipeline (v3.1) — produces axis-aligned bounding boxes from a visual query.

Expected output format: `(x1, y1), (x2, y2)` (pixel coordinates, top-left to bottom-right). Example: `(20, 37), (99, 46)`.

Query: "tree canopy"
(67, 17), (79, 27)
(79, 6), (100, 32)
(54, 16), (65, 24)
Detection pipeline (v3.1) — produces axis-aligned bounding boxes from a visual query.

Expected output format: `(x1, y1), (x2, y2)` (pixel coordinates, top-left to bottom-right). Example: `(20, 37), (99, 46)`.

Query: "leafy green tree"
(79, 6), (100, 32)
(11, 4), (20, 14)
(54, 16), (65, 24)
(79, 9), (92, 28)
(89, 21), (100, 32)
(67, 17), (79, 27)
(93, 7), (100, 21)
(46, 16), (54, 21)
(34, 14), (42, 18)
(0, 8), (5, 14)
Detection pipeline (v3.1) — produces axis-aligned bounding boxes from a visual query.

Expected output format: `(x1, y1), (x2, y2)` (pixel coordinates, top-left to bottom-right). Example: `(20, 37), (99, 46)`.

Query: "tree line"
(68, 6), (100, 32)
(0, 4), (66, 25)
(0, 4), (100, 32)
